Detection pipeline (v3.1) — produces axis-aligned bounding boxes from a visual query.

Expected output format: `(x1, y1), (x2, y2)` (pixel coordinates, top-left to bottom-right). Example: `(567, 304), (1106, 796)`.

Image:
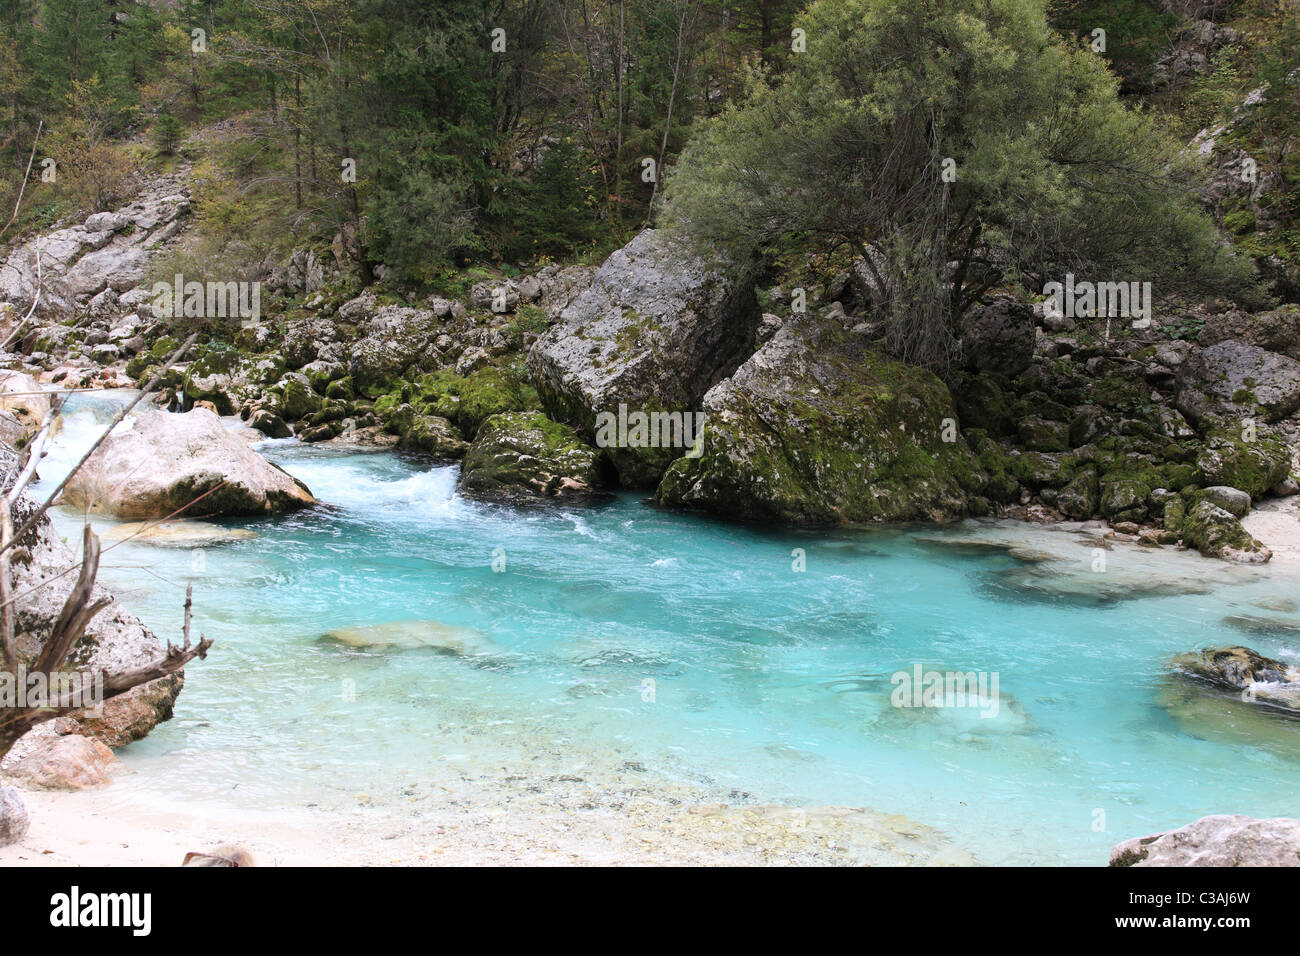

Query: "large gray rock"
(61, 407), (316, 519)
(268, 249), (324, 295)
(528, 229), (759, 487)
(1199, 307), (1300, 360)
(1110, 815), (1300, 867)
(348, 306), (439, 396)
(656, 314), (980, 526)
(0, 785), (28, 846)
(1177, 340), (1300, 424)
(961, 296), (1035, 377)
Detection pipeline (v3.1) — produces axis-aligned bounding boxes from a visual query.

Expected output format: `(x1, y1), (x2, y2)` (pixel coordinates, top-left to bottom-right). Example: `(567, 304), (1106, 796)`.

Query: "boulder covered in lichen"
(528, 229), (759, 487)
(656, 314), (982, 525)
(1176, 340), (1300, 424)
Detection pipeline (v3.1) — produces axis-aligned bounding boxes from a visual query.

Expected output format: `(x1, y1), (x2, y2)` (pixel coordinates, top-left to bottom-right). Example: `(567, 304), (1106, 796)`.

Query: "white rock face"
(61, 407), (316, 519)
(1110, 814), (1300, 866)
(0, 175), (190, 317)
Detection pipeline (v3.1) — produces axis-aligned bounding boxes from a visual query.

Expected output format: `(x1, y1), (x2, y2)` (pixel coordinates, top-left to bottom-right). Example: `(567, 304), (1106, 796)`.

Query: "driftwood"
(0, 334), (212, 762)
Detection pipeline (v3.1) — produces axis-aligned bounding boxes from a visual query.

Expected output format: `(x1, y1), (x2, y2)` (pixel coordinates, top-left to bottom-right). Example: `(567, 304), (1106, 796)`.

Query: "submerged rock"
(528, 229), (759, 487)
(679, 803), (973, 866)
(1170, 645), (1300, 714)
(656, 314), (980, 525)
(321, 620), (497, 656)
(61, 407), (316, 519)
(99, 520), (259, 547)
(1110, 815), (1300, 867)
(457, 411), (607, 502)
(1158, 676), (1300, 761)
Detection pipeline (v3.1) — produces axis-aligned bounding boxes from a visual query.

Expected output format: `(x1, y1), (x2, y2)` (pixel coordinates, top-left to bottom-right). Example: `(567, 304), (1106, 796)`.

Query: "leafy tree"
(666, 0), (1260, 367)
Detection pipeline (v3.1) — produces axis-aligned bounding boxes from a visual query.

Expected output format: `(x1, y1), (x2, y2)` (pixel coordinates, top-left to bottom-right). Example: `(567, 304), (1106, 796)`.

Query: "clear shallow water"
(33, 393), (1300, 864)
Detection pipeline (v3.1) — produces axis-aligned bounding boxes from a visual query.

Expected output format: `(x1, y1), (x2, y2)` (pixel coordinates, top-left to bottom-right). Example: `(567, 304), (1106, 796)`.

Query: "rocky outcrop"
(656, 315), (981, 525)
(267, 248), (324, 295)
(528, 229), (759, 487)
(1110, 815), (1300, 867)
(457, 411), (607, 502)
(0, 174), (191, 317)
(1170, 645), (1300, 713)
(1176, 340), (1300, 424)
(4, 734), (122, 790)
(61, 407), (316, 519)
(1199, 306), (1300, 360)
(1181, 500), (1271, 562)
(2, 444), (185, 755)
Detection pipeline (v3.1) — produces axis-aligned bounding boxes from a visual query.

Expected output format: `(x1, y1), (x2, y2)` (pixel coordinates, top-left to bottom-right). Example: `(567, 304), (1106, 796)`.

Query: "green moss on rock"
(657, 317), (978, 526)
(457, 411), (607, 502)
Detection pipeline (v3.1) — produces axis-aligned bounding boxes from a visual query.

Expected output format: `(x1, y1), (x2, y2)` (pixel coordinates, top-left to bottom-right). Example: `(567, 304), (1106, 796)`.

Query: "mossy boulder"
(965, 430), (1019, 503)
(457, 411), (608, 502)
(1057, 468), (1099, 519)
(399, 414), (469, 459)
(271, 373), (322, 422)
(1018, 417), (1070, 453)
(1194, 426), (1291, 498)
(402, 365), (540, 440)
(1181, 500), (1271, 563)
(950, 373), (1015, 437)
(248, 407), (291, 439)
(1162, 496), (1186, 535)
(1100, 478), (1150, 523)
(656, 315), (979, 526)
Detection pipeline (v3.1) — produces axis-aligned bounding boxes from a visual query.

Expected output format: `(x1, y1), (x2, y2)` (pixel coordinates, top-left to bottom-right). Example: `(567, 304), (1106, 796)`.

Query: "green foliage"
(667, 0), (1261, 366)
(1047, 0), (1179, 93)
(152, 111), (184, 157)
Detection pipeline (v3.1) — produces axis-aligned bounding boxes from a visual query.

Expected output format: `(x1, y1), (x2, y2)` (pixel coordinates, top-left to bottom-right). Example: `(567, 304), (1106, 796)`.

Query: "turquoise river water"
(31, 392), (1300, 864)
